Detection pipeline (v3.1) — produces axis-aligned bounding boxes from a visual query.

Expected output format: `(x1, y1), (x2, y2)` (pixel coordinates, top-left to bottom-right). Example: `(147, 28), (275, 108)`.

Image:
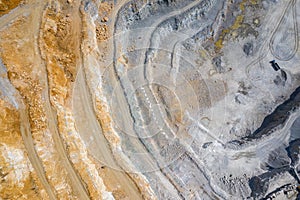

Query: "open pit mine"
(0, 0), (300, 199)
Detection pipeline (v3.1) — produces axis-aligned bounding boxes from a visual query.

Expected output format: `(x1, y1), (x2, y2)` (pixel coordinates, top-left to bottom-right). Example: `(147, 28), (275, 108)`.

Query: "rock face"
(0, 0), (300, 199)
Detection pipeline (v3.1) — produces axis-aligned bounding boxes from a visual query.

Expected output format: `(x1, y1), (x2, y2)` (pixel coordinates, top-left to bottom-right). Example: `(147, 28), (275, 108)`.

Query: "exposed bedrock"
(1, 0), (300, 199)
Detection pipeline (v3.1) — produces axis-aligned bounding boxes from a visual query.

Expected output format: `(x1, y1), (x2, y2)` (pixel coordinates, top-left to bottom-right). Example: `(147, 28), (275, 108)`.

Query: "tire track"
(111, 1), (204, 198)
(269, 0), (298, 61)
(140, 0), (219, 143)
(245, 0), (295, 81)
(136, 1), (225, 198)
(112, 1), (225, 198)
(38, 0), (91, 198)
(3, 0), (58, 199)
(142, 0), (207, 80)
(44, 101), (91, 200)
(19, 105), (57, 200)
(73, 66), (144, 200)
(113, 0), (205, 141)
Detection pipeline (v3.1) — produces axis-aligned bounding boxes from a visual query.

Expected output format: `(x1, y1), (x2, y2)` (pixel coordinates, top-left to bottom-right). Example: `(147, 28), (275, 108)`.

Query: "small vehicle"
(269, 60), (280, 71)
